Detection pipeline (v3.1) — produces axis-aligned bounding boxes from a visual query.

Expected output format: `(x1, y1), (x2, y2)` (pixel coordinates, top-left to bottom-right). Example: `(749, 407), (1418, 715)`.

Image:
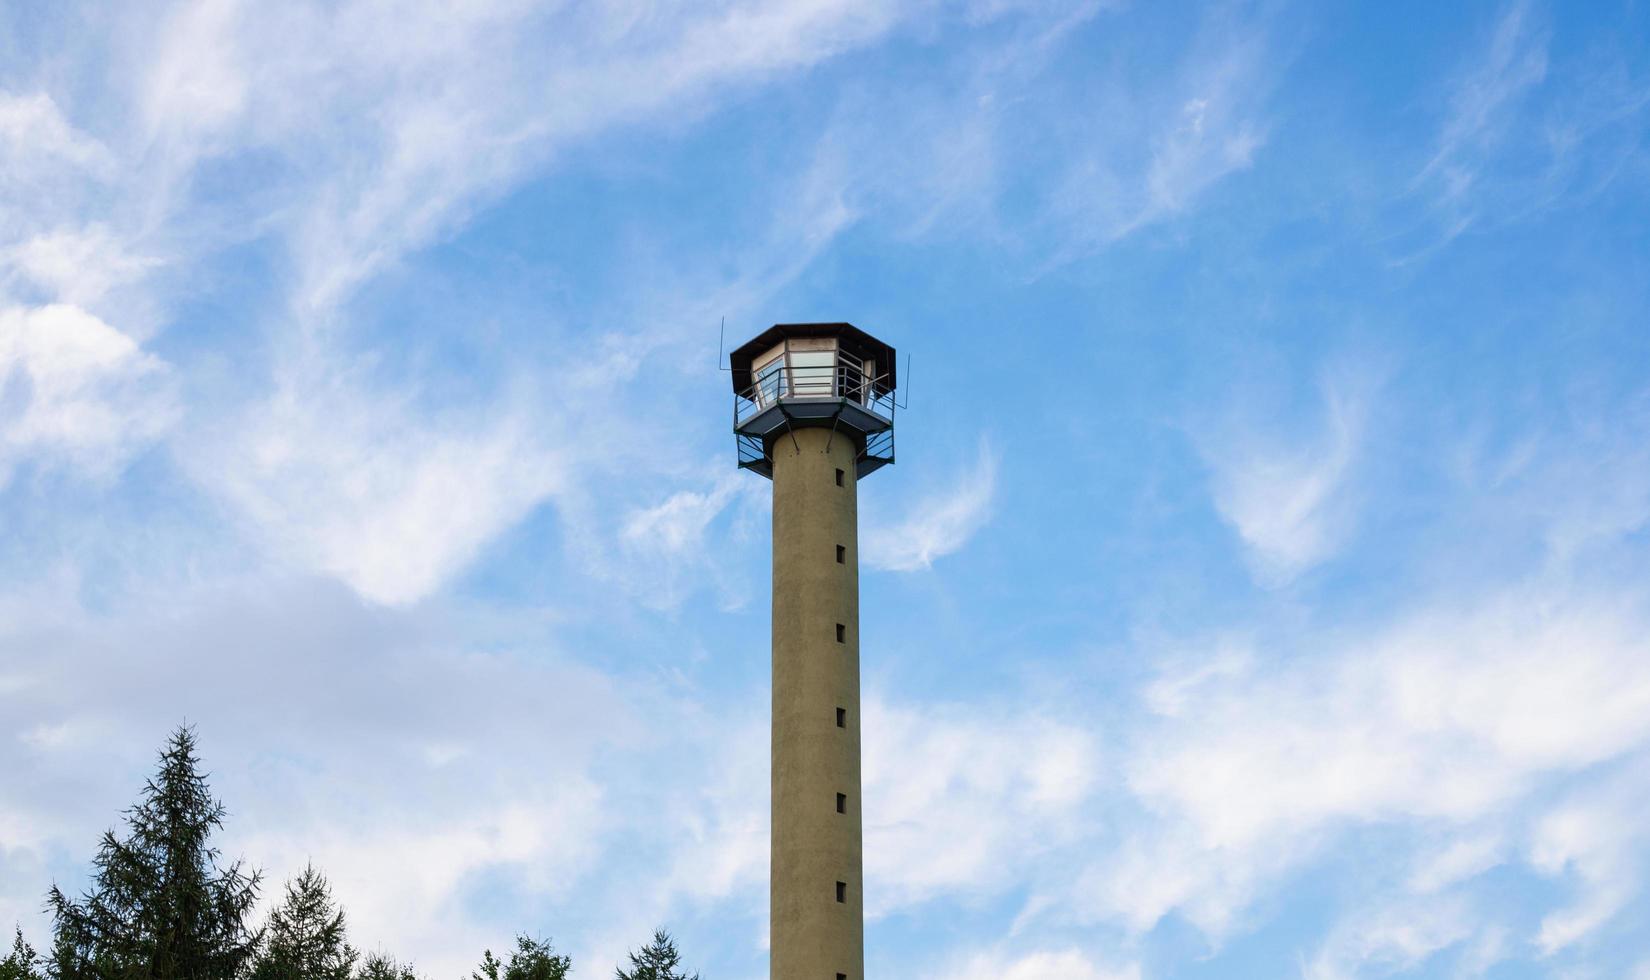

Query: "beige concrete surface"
(769, 425), (863, 980)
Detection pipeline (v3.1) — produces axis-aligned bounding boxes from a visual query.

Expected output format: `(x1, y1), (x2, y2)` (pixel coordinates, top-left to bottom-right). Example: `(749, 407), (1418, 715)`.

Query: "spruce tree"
(469, 936), (570, 980)
(44, 921), (79, 980)
(46, 726), (262, 980)
(615, 931), (696, 980)
(0, 927), (43, 980)
(353, 953), (421, 980)
(250, 864), (356, 980)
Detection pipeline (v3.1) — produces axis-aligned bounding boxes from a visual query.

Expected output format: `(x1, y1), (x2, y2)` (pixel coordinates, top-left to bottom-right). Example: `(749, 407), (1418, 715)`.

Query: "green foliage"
(43, 922), (78, 980)
(470, 936), (571, 980)
(353, 952), (422, 980)
(614, 931), (697, 980)
(250, 864), (357, 980)
(0, 927), (43, 980)
(46, 725), (263, 980)
(36, 726), (699, 980)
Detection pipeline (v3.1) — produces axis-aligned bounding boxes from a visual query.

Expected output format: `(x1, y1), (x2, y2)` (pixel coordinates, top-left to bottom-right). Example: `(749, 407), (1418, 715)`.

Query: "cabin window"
(755, 355), (786, 405)
(788, 350), (834, 396)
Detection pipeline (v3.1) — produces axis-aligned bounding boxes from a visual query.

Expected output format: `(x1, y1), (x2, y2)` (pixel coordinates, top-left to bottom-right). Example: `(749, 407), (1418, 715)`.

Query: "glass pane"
(789, 350), (834, 396)
(756, 358), (786, 405)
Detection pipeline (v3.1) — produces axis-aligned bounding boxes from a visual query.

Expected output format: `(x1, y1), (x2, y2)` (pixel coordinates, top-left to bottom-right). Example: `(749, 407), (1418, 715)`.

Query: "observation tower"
(729, 323), (898, 980)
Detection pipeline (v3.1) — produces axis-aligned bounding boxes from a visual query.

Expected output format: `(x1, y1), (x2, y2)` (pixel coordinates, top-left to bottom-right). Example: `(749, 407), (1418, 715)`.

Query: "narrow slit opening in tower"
(836, 545), (845, 564)
(835, 881), (846, 903)
(835, 468), (844, 486)
(836, 792), (846, 814)
(836, 707), (846, 728)
(836, 623), (845, 643)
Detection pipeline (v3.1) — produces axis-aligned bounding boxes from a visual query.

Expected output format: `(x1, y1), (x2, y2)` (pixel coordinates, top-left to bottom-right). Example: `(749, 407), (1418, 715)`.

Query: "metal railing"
(734, 353), (897, 429)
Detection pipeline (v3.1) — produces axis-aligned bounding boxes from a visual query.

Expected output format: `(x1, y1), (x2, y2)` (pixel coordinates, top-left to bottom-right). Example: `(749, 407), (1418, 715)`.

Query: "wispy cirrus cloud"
(928, 947), (1139, 980)
(863, 437), (998, 572)
(1398, 0), (1650, 258)
(1418, 1), (1550, 197)
(1056, 582), (1650, 950)
(1302, 895), (1484, 980)
(0, 91), (112, 184)
(0, 304), (175, 487)
(613, 469), (761, 612)
(1038, 5), (1278, 258)
(1197, 364), (1377, 586)
(864, 692), (1098, 916)
(1407, 0), (1551, 249)
(185, 355), (566, 606)
(114, 0), (930, 316)
(0, 0), (1284, 608)
(1528, 769), (1650, 955)
(0, 0), (961, 607)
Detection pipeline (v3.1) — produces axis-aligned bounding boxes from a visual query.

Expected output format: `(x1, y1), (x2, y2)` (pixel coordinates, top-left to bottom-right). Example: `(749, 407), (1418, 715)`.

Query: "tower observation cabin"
(730, 323), (897, 479)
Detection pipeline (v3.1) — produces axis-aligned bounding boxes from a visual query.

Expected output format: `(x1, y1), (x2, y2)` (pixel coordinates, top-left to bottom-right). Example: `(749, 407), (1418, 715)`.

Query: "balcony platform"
(735, 395), (894, 479)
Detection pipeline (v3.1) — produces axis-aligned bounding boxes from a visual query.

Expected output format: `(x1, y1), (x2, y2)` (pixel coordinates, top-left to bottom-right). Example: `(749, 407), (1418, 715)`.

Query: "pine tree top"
(48, 724), (262, 980)
(251, 862), (357, 980)
(471, 935), (571, 980)
(615, 930), (698, 980)
(0, 926), (42, 980)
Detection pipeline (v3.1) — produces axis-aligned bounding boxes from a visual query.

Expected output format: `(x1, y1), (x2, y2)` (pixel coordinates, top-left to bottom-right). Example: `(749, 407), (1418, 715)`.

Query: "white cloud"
(863, 693), (1098, 915)
(1528, 776), (1649, 955)
(863, 436), (997, 572)
(1405, 831), (1507, 894)
(622, 475), (747, 556)
(1066, 585), (1650, 942)
(1040, 7), (1275, 256)
(4, 226), (160, 306)
(0, 1), (1288, 609)
(0, 91), (112, 178)
(1414, 1), (1549, 219)
(140, 0), (251, 142)
(0, 303), (175, 485)
(1392, 2), (1649, 256)
(1124, 30), (1269, 237)
(613, 469), (761, 611)
(0, 0), (962, 608)
(931, 947), (1139, 980)
(242, 789), (606, 980)
(1199, 367), (1372, 585)
(190, 361), (564, 606)
(1301, 895), (1478, 980)
(0, 93), (123, 294)
(115, 0), (930, 315)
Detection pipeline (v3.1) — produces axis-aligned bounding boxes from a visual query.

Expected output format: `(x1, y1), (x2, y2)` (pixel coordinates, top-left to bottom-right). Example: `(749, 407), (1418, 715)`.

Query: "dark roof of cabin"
(728, 323), (897, 396)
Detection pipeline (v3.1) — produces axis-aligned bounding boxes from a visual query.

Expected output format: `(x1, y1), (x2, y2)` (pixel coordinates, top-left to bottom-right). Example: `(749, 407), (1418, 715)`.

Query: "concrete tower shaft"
(728, 322), (897, 980)
(770, 427), (863, 980)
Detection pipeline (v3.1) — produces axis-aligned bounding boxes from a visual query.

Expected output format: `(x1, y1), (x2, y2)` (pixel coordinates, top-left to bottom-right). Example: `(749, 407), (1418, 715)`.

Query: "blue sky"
(3, 1), (1650, 977)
